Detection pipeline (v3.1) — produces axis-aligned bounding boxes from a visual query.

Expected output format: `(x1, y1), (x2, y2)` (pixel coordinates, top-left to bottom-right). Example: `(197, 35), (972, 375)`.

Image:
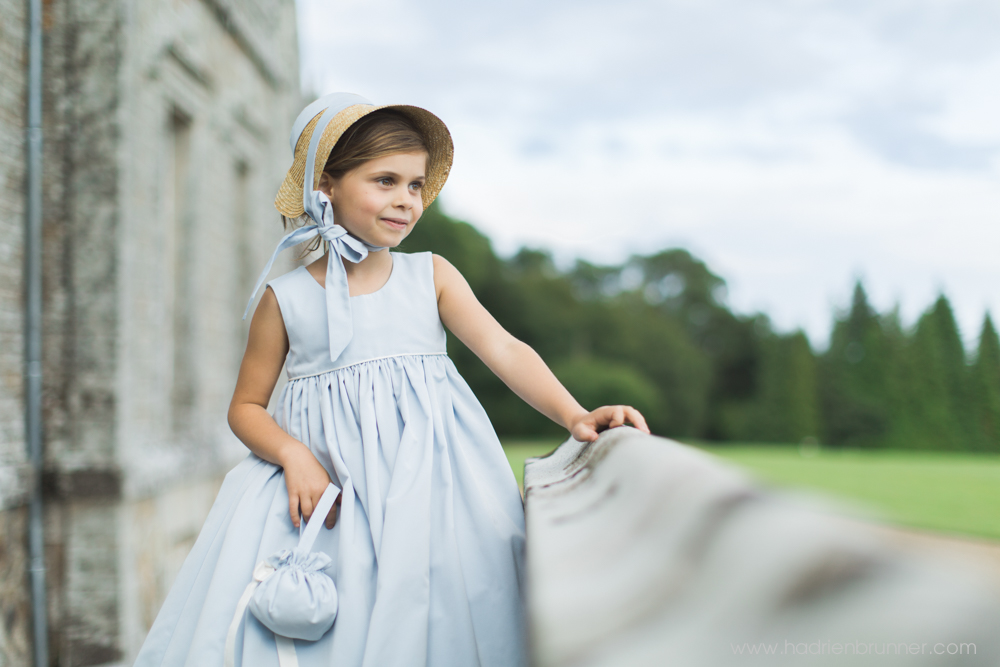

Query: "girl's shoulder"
(427, 253), (468, 301)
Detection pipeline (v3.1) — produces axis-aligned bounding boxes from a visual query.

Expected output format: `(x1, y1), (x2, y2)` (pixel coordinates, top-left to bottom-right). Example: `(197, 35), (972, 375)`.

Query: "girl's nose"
(394, 189), (414, 209)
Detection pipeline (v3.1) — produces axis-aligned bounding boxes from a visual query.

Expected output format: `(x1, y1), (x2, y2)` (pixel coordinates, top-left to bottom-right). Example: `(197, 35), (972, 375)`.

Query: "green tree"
(587, 294), (711, 436)
(551, 357), (664, 425)
(756, 332), (820, 443)
(970, 314), (1000, 451)
(819, 283), (893, 447)
(715, 329), (819, 443)
(601, 250), (755, 440)
(569, 251), (716, 436)
(876, 307), (916, 449)
(903, 295), (972, 449)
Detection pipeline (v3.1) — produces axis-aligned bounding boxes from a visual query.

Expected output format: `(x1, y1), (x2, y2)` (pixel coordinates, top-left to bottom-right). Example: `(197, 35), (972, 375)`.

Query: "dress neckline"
(302, 253), (396, 299)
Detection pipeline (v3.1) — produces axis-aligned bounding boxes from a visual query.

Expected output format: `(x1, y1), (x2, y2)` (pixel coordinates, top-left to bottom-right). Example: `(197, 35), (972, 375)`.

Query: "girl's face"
(319, 151), (428, 248)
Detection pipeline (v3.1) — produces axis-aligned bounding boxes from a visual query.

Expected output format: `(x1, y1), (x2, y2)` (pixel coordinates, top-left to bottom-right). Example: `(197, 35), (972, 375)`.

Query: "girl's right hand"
(281, 444), (340, 529)
(568, 405), (650, 443)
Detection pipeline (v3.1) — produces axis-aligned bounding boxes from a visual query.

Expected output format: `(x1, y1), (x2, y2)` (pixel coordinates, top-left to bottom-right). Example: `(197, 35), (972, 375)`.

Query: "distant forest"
(402, 203), (1000, 451)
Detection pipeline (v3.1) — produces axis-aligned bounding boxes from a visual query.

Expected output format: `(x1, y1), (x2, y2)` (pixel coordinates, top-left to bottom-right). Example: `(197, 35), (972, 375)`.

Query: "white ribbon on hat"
(244, 93), (386, 363)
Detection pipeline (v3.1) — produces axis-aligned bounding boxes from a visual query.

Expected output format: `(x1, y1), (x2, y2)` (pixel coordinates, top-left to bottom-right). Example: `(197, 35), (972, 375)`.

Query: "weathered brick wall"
(0, 509), (30, 667)
(0, 0), (28, 501)
(0, 0), (301, 664)
(0, 0), (31, 664)
(41, 0), (122, 474)
(38, 1), (126, 663)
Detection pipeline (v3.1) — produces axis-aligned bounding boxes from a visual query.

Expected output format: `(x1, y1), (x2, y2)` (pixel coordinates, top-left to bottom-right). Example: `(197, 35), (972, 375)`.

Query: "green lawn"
(502, 439), (1000, 541)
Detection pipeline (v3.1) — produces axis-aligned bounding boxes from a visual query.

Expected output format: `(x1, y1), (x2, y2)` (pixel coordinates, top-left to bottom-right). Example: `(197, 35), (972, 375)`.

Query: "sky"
(296, 0), (1000, 349)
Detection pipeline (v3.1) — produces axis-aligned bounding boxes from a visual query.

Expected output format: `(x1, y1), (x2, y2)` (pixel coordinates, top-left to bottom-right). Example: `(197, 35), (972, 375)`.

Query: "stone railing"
(523, 428), (1000, 666)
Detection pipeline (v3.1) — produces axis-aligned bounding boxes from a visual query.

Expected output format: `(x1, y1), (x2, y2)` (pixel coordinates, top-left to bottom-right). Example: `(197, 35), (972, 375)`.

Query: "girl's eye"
(410, 181), (424, 191)
(378, 177), (393, 186)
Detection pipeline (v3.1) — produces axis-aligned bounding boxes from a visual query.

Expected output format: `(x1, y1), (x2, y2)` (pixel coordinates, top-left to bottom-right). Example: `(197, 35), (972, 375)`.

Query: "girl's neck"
(307, 248), (393, 296)
(343, 246), (390, 277)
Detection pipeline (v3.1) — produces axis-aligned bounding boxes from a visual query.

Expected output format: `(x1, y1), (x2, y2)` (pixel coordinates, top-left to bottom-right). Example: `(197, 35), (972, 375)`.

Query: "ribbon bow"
(243, 190), (384, 362)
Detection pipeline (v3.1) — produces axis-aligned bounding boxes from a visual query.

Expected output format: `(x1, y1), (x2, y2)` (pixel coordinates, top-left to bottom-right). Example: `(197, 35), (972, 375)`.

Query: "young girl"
(134, 93), (648, 667)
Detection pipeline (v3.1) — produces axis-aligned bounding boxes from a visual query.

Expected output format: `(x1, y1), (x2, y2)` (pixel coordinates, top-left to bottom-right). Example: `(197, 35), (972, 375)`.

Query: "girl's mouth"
(381, 217), (408, 231)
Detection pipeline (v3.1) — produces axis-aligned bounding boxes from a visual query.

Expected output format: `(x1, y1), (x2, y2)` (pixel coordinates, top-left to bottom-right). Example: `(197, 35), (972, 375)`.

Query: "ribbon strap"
(224, 560), (276, 667)
(275, 637), (299, 667)
(298, 483), (339, 551)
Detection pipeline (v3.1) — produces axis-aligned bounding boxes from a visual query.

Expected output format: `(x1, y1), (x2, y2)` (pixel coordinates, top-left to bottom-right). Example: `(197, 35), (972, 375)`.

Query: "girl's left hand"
(569, 405), (650, 443)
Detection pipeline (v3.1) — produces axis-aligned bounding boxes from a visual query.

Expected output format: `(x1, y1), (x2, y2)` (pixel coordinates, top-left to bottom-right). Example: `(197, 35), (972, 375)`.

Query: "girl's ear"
(317, 172), (334, 199)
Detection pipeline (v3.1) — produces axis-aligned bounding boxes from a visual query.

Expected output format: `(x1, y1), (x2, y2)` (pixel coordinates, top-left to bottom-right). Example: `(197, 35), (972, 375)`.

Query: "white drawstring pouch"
(225, 483), (340, 667)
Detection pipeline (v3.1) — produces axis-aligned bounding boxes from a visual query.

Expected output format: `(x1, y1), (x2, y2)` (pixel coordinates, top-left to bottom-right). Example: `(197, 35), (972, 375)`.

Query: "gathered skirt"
(134, 354), (527, 667)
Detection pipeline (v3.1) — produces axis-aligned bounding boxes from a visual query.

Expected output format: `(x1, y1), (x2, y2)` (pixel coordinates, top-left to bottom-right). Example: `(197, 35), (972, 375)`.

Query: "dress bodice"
(267, 251), (448, 379)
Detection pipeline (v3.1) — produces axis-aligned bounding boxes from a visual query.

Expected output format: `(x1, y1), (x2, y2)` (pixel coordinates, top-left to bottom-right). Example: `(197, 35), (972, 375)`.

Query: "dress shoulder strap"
(265, 266), (315, 332)
(390, 251), (437, 306)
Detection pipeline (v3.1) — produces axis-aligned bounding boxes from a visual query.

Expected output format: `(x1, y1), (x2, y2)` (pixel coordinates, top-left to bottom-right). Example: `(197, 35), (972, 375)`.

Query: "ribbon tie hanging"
(243, 93), (385, 363)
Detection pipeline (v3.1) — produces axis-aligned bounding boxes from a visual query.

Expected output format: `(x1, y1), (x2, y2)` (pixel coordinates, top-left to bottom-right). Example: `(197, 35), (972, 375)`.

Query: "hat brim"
(274, 104), (453, 219)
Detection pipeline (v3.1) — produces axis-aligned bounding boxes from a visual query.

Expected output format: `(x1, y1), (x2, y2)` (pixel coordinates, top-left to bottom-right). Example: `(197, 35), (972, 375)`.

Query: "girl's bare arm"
(432, 255), (649, 441)
(227, 288), (337, 528)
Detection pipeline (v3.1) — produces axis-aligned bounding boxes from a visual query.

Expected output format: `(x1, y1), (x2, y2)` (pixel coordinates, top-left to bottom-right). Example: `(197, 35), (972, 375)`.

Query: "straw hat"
(274, 93), (454, 219)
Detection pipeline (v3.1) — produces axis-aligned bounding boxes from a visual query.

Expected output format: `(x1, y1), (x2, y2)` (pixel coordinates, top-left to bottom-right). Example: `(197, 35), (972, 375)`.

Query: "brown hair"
(283, 109), (429, 254)
(323, 108), (428, 178)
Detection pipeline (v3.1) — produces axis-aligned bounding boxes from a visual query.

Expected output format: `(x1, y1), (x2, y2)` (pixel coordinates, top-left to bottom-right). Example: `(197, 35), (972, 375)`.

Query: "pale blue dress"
(134, 252), (527, 667)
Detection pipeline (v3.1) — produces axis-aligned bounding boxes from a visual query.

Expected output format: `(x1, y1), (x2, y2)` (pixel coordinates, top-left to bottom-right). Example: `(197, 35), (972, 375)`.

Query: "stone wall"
(0, 0), (27, 505)
(0, 508), (31, 667)
(0, 0), (301, 664)
(0, 0), (31, 663)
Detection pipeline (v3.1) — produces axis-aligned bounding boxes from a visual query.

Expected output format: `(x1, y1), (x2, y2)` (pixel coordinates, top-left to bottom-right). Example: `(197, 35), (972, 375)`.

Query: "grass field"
(501, 439), (1000, 541)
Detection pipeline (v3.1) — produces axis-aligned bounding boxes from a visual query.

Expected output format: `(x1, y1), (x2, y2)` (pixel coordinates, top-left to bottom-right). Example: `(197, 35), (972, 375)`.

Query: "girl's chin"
(365, 232), (406, 249)
(345, 226), (407, 249)
(375, 227), (411, 247)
